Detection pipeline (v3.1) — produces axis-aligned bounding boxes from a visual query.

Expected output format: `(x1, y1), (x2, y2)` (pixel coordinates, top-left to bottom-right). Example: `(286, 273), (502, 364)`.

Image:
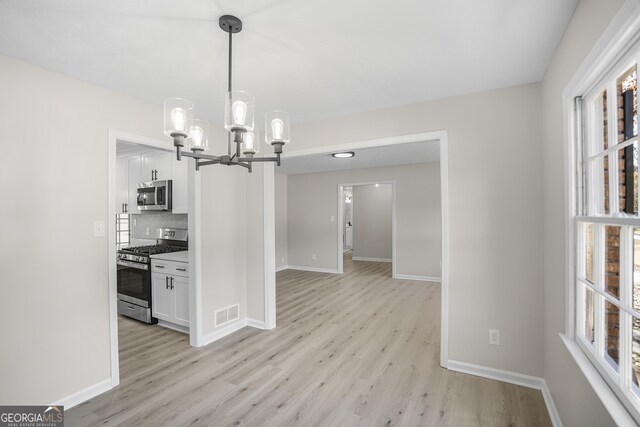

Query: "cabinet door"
(152, 272), (172, 322)
(127, 156), (141, 214)
(142, 151), (172, 182)
(172, 156), (188, 213)
(116, 159), (128, 213)
(172, 275), (190, 327)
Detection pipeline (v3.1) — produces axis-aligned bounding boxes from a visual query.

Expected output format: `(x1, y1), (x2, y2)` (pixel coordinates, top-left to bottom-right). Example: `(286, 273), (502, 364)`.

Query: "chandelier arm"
(236, 161), (251, 170)
(238, 156), (279, 163)
(179, 151), (222, 162)
(197, 160), (221, 167)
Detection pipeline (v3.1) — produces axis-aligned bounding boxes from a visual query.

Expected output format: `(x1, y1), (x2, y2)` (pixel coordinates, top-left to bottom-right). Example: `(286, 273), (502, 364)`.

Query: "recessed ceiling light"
(332, 152), (355, 158)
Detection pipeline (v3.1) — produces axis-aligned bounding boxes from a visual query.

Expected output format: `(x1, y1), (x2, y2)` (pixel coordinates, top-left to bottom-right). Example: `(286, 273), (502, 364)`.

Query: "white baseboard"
(351, 256), (392, 262)
(447, 360), (562, 427)
(394, 274), (442, 282)
(201, 318), (248, 347)
(540, 379), (563, 427)
(276, 265), (289, 272)
(247, 318), (268, 329)
(286, 265), (340, 274)
(53, 378), (113, 409)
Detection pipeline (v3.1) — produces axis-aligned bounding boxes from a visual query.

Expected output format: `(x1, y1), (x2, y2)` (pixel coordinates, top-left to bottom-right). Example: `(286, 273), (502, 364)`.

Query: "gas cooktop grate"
(119, 245), (186, 255)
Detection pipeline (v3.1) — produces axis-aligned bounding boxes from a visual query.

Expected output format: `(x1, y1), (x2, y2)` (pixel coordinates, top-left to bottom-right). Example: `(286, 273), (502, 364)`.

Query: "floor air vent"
(214, 304), (240, 327)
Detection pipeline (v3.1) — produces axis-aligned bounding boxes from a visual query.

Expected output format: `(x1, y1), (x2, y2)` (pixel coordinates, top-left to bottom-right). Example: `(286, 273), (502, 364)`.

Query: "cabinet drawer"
(171, 263), (189, 277)
(152, 260), (188, 277)
(151, 260), (171, 273)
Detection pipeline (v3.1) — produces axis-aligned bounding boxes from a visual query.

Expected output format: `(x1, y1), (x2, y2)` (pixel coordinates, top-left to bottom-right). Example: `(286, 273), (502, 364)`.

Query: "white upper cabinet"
(142, 151), (172, 182)
(116, 148), (187, 214)
(115, 158), (129, 214)
(127, 156), (142, 214)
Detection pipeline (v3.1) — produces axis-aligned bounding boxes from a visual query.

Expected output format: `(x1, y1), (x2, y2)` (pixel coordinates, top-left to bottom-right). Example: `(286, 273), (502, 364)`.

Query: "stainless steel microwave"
(137, 180), (172, 211)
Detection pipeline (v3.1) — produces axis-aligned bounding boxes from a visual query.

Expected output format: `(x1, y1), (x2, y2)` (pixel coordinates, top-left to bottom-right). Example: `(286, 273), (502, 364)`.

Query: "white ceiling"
(279, 140), (440, 175)
(0, 0), (577, 127)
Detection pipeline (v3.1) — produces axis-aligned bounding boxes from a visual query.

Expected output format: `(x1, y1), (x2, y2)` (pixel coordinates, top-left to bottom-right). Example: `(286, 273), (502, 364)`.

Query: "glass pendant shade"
(186, 119), (210, 151)
(164, 98), (194, 137)
(242, 131), (259, 155)
(224, 91), (255, 132)
(265, 111), (290, 145)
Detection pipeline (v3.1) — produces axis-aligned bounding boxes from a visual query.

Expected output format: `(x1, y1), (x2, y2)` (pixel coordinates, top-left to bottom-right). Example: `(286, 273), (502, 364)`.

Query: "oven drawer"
(118, 299), (152, 323)
(152, 260), (189, 277)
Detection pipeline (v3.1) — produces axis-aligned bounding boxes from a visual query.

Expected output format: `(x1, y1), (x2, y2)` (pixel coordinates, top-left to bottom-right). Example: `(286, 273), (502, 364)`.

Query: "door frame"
(107, 129), (202, 388)
(271, 130), (450, 368)
(337, 181), (396, 276)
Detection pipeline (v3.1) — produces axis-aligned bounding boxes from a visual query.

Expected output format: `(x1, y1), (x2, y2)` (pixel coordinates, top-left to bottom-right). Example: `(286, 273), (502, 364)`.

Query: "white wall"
(0, 53), (162, 404)
(200, 123), (248, 335)
(291, 83), (543, 376)
(275, 172), (288, 269)
(245, 163), (266, 323)
(286, 162), (441, 279)
(541, 0), (624, 425)
(0, 54), (248, 404)
(352, 184), (392, 260)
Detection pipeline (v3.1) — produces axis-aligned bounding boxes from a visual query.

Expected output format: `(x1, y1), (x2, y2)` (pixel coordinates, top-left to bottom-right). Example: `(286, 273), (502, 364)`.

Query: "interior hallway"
(66, 253), (550, 426)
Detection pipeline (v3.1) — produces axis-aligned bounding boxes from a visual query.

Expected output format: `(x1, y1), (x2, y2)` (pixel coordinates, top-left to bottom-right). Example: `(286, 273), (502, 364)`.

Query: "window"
(116, 214), (130, 247)
(575, 40), (640, 419)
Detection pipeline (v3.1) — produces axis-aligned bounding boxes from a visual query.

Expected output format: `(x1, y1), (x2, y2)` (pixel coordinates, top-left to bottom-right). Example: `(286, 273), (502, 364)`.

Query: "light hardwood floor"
(67, 254), (551, 426)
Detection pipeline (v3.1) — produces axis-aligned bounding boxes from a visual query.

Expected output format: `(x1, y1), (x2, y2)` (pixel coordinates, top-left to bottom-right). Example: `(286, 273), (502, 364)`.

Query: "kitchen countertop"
(150, 250), (188, 263)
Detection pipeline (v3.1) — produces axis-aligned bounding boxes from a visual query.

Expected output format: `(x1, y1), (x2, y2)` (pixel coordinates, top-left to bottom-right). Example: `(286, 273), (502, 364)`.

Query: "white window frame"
(564, 2), (640, 425)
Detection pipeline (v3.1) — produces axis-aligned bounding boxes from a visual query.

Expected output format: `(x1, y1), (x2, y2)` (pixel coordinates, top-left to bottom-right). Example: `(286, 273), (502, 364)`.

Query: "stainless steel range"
(117, 228), (187, 323)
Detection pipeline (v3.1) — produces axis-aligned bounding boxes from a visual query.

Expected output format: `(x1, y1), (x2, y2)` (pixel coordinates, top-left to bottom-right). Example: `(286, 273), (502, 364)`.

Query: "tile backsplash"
(131, 213), (188, 240)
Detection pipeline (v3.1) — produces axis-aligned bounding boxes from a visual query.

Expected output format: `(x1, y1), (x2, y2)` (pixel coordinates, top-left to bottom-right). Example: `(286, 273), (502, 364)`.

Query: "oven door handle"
(117, 260), (149, 270)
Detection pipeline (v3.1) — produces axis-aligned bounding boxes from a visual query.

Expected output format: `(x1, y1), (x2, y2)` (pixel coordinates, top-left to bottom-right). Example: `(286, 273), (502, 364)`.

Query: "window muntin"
(576, 48), (640, 419)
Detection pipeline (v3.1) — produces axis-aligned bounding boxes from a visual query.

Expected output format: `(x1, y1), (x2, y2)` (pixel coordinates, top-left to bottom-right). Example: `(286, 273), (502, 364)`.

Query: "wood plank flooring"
(67, 253), (551, 426)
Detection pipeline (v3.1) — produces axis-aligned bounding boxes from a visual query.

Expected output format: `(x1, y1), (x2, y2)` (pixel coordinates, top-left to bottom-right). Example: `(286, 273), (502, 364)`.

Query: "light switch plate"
(93, 221), (105, 238)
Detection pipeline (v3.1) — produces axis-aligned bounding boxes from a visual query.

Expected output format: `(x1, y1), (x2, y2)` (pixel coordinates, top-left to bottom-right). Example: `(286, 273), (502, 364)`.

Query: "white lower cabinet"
(172, 275), (190, 326)
(152, 272), (173, 322)
(151, 260), (189, 328)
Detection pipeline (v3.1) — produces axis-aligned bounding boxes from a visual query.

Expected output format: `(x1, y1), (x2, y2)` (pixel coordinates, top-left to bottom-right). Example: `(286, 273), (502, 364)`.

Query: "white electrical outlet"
(145, 227), (150, 236)
(330, 215), (335, 222)
(489, 329), (500, 346)
(281, 257), (285, 263)
(312, 254), (317, 260)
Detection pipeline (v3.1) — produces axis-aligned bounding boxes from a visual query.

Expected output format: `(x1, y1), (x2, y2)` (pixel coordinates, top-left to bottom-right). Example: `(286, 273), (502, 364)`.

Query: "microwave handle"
(156, 186), (165, 205)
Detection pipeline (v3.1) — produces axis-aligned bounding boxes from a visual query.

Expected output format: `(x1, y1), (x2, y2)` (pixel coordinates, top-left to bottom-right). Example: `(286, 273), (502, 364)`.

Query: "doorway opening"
(107, 130), (202, 389)
(271, 130), (449, 367)
(337, 182), (395, 277)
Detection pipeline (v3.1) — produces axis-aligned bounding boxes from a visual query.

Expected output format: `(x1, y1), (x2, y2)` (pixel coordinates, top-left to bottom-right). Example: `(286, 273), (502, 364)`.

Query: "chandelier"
(163, 15), (290, 173)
